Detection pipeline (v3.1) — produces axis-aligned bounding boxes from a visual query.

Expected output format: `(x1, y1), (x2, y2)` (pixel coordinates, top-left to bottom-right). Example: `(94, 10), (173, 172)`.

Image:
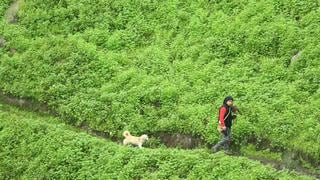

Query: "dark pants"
(212, 127), (232, 151)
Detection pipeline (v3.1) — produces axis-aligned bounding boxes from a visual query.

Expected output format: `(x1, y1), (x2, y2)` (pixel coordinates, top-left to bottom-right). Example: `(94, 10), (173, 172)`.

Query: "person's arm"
(219, 107), (227, 127)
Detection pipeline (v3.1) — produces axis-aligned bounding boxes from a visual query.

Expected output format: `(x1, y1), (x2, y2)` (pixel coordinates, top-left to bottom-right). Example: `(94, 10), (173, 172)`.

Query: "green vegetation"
(241, 144), (282, 162)
(0, 0), (319, 173)
(0, 103), (313, 179)
(0, 0), (12, 17)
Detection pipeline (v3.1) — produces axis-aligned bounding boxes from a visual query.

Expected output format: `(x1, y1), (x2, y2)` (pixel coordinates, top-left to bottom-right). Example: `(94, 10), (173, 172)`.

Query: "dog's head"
(141, 134), (149, 142)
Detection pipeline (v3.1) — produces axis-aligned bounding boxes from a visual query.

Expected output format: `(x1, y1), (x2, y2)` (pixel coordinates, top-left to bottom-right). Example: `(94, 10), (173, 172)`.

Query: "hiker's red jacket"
(219, 106), (236, 128)
(219, 106), (227, 127)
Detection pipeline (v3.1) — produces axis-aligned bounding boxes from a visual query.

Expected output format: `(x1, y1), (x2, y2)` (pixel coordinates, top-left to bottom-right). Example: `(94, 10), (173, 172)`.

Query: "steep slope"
(0, 0), (319, 166)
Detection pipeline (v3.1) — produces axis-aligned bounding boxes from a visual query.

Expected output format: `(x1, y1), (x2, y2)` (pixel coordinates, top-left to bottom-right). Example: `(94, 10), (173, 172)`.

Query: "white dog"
(123, 131), (148, 148)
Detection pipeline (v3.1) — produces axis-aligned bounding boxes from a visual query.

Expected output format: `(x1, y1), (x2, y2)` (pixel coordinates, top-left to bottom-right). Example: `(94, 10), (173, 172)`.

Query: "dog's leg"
(123, 139), (128, 145)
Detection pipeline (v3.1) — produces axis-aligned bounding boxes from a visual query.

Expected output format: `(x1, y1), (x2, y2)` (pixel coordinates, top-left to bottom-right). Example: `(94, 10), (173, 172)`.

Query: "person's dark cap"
(223, 96), (234, 105)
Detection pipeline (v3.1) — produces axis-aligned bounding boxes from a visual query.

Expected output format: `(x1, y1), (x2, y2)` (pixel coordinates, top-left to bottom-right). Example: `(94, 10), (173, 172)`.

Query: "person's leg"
(223, 127), (232, 151)
(212, 130), (229, 152)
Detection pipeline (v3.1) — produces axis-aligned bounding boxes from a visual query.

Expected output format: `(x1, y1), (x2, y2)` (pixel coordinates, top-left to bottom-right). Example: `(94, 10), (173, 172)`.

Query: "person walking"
(212, 96), (238, 154)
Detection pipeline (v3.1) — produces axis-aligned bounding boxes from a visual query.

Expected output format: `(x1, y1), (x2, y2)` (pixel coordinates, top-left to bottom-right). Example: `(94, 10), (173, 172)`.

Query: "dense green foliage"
(0, 0), (319, 166)
(0, 103), (313, 179)
(0, 0), (12, 17)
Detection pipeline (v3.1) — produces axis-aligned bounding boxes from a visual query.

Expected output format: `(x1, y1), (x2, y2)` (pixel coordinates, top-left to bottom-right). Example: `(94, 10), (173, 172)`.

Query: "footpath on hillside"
(0, 91), (319, 179)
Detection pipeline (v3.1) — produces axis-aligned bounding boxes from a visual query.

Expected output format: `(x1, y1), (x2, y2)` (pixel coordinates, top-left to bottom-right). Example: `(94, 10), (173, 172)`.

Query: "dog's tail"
(123, 130), (130, 137)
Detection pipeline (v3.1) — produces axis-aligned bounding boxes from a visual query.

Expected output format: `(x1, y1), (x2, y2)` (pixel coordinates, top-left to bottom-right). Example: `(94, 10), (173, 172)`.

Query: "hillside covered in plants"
(0, 0), (319, 177)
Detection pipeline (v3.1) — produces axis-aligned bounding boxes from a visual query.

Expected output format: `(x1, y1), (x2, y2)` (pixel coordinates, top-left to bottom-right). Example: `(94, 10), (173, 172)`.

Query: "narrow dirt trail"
(4, 0), (22, 24)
